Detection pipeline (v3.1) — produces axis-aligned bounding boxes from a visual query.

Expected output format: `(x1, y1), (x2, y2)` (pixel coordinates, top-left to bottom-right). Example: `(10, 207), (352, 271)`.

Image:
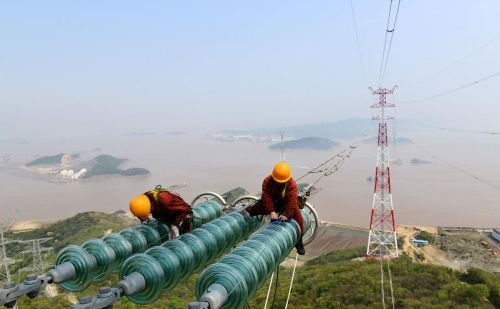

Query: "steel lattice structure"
(366, 86), (398, 258)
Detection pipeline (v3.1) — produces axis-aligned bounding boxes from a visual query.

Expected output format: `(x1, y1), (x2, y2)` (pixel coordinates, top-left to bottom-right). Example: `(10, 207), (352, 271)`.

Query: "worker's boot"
(295, 236), (305, 255)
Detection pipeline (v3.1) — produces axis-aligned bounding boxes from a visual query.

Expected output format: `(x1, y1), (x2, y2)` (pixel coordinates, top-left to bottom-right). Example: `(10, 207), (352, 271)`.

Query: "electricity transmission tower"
(18, 237), (53, 297)
(18, 238), (53, 275)
(0, 219), (16, 284)
(366, 86), (399, 258)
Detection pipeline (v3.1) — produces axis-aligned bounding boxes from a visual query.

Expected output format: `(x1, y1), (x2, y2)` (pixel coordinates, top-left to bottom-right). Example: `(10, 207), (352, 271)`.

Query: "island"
(269, 137), (338, 150)
(411, 158), (432, 165)
(25, 153), (149, 181)
(362, 136), (412, 145)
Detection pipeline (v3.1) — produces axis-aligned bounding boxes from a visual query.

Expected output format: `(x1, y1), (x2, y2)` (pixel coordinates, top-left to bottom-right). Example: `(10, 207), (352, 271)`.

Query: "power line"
(416, 123), (500, 135)
(380, 0), (402, 86)
(378, 0), (402, 87)
(377, 0), (394, 87)
(350, 0), (367, 86)
(405, 70), (500, 103)
(409, 32), (500, 87)
(410, 141), (500, 191)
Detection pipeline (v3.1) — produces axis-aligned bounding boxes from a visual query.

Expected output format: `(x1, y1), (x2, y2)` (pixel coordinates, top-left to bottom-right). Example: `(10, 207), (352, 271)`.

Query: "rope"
(263, 272), (275, 309)
(284, 253), (299, 309)
(270, 267), (280, 309)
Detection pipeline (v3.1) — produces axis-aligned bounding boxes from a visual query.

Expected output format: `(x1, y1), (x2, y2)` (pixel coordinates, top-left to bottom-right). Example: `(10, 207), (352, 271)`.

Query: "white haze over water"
(1, 132), (498, 228)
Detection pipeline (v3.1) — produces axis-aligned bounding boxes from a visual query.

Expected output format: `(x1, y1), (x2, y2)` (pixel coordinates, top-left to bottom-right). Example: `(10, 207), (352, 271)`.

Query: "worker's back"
(145, 190), (191, 226)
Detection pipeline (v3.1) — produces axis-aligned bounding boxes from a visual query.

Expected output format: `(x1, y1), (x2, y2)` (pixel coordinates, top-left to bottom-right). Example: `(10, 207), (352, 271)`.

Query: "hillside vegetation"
(8, 212), (136, 253)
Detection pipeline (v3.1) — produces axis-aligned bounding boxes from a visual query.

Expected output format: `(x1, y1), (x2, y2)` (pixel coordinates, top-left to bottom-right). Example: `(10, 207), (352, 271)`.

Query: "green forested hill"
(256, 248), (500, 308)
(9, 212), (136, 252)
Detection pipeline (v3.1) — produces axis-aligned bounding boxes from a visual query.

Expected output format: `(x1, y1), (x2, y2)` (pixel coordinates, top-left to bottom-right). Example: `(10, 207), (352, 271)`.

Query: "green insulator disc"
(146, 220), (171, 242)
(219, 253), (259, 299)
(145, 246), (180, 292)
(162, 239), (195, 281)
(232, 242), (271, 286)
(219, 215), (243, 243)
(192, 200), (223, 228)
(201, 223), (228, 254)
(249, 234), (282, 271)
(134, 224), (161, 247)
(229, 212), (249, 235)
(190, 228), (219, 264)
(242, 239), (276, 283)
(267, 223), (297, 252)
(120, 228), (148, 253)
(120, 253), (165, 304)
(56, 245), (95, 292)
(102, 233), (133, 272)
(82, 239), (116, 282)
(259, 228), (290, 260)
(212, 218), (237, 246)
(196, 263), (248, 309)
(301, 209), (312, 232)
(177, 233), (207, 272)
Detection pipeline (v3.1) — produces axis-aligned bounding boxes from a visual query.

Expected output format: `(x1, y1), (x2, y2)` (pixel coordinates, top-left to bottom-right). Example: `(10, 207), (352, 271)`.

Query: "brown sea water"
(0, 133), (499, 228)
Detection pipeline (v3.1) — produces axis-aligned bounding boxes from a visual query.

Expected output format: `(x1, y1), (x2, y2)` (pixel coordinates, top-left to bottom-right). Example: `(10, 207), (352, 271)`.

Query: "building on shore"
(492, 229), (500, 242)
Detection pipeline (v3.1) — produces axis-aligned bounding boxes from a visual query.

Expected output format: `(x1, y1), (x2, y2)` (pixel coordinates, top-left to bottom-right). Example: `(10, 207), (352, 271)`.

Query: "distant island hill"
(26, 153), (149, 180)
(362, 136), (413, 145)
(269, 137), (338, 150)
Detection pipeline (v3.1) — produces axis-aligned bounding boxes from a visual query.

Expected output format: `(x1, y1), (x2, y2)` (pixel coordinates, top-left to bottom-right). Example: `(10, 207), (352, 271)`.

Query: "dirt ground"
(397, 225), (500, 273)
(306, 221), (368, 256)
(437, 229), (500, 273)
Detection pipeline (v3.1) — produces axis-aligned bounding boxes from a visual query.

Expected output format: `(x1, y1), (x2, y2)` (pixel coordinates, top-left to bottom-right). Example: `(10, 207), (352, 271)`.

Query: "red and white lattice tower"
(366, 86), (398, 258)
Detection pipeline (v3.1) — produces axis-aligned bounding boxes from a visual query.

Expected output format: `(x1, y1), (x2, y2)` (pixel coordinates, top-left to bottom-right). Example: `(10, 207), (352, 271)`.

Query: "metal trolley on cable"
(0, 191), (229, 308)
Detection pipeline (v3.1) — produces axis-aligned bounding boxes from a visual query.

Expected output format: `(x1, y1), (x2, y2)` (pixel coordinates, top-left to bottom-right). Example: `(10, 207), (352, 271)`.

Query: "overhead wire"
(414, 123), (499, 135)
(380, 0), (402, 86)
(404, 70), (500, 103)
(378, 0), (402, 87)
(409, 32), (500, 87)
(377, 0), (393, 87)
(380, 253), (386, 309)
(386, 258), (395, 309)
(410, 140), (500, 191)
(350, 0), (367, 87)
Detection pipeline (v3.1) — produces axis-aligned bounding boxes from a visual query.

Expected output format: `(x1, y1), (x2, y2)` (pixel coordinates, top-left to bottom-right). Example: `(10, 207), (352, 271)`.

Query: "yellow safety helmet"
(129, 194), (151, 220)
(271, 161), (292, 183)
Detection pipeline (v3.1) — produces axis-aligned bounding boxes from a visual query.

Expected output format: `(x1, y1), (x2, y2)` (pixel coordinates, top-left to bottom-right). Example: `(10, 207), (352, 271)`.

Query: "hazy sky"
(1, 1), (499, 139)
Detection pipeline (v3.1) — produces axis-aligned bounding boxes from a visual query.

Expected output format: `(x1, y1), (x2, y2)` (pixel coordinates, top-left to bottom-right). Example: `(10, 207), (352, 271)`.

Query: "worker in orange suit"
(246, 162), (306, 255)
(129, 186), (193, 235)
